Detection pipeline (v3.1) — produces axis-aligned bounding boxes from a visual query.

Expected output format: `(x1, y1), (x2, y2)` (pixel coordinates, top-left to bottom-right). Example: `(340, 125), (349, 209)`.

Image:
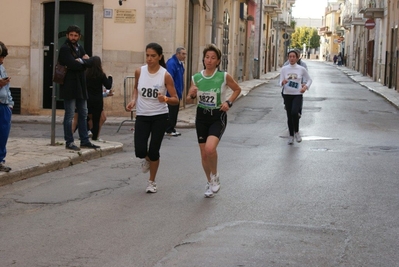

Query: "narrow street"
(1, 61), (399, 267)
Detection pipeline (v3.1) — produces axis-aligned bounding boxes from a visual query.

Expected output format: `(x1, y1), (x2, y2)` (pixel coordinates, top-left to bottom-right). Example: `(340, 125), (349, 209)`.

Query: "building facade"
(319, 2), (342, 62)
(322, 0), (398, 91)
(0, 0), (269, 116)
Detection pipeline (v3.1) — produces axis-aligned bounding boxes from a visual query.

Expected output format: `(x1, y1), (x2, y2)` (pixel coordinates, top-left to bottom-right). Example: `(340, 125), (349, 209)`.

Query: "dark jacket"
(58, 40), (93, 100)
(166, 54), (184, 99)
(86, 73), (113, 104)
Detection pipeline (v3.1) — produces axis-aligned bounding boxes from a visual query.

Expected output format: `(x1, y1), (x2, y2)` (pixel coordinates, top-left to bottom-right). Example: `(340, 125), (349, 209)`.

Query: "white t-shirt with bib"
(136, 65), (169, 116)
(280, 63), (312, 95)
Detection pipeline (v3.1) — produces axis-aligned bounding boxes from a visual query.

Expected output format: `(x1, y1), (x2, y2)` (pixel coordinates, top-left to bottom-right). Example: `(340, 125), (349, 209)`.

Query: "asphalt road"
(1, 61), (399, 267)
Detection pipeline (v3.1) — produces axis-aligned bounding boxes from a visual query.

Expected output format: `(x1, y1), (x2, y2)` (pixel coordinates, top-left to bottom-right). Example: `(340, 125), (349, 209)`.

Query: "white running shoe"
(88, 130), (93, 138)
(295, 132), (302, 143)
(210, 172), (221, 193)
(288, 136), (294, 145)
(146, 181), (157, 193)
(204, 182), (214, 198)
(165, 132), (180, 137)
(141, 159), (150, 173)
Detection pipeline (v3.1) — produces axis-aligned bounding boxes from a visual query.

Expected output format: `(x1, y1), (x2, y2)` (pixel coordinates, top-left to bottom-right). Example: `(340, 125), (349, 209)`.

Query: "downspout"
(211, 0), (218, 44)
(275, 14), (279, 71)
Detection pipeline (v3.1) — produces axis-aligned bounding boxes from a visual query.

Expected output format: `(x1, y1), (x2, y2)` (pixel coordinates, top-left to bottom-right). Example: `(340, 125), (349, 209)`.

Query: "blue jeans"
(63, 98), (89, 145)
(0, 104), (11, 163)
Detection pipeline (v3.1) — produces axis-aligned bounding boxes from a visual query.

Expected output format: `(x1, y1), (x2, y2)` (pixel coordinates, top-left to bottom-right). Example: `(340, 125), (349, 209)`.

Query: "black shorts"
(195, 107), (227, 144)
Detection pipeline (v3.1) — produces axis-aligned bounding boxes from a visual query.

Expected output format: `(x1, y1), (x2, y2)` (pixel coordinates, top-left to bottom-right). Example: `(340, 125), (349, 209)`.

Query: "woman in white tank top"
(126, 43), (179, 193)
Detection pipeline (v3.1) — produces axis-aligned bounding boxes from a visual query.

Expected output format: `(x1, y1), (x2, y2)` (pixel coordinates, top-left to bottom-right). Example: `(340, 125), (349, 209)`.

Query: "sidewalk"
(1, 63), (398, 186)
(330, 63), (399, 108)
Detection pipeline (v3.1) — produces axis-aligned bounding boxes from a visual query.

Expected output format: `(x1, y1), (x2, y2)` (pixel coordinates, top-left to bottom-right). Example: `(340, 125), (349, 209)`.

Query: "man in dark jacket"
(165, 47), (186, 136)
(58, 25), (100, 151)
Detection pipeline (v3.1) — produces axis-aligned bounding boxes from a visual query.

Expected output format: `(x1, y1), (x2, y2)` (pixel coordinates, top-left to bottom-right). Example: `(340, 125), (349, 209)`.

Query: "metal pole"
(275, 14), (279, 71)
(257, 0), (263, 78)
(51, 0), (60, 146)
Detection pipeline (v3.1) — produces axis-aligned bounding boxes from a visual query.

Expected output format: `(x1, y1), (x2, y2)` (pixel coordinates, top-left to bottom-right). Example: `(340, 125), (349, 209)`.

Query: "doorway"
(366, 40), (374, 77)
(43, 1), (93, 109)
(389, 27), (398, 89)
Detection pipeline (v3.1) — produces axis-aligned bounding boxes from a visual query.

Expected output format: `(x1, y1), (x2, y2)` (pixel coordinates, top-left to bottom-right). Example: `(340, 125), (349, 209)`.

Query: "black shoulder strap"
(67, 43), (78, 58)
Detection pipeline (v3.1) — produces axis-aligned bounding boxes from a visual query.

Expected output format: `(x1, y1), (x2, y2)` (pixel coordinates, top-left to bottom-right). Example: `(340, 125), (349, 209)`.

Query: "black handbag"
(53, 62), (67, 84)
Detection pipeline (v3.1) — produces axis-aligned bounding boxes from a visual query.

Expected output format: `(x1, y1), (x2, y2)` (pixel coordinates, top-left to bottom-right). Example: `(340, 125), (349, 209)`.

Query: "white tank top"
(136, 65), (169, 116)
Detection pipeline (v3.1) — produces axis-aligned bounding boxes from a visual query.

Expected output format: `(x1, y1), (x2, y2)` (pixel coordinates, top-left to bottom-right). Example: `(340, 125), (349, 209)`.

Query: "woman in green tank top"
(186, 44), (241, 198)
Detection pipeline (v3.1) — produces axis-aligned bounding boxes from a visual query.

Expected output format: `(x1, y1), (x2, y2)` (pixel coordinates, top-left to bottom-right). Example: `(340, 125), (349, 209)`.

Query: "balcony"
(264, 4), (278, 14)
(359, 7), (384, 18)
(336, 27), (345, 37)
(264, 0), (283, 16)
(274, 6), (282, 14)
(318, 26), (329, 36)
(351, 17), (365, 26)
(342, 15), (352, 29)
(286, 27), (295, 33)
(359, 0), (384, 18)
(272, 19), (290, 30)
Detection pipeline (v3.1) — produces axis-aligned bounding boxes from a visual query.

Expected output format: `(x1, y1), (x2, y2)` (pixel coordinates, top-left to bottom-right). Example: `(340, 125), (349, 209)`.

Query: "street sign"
(282, 33), (289, 40)
(365, 19), (376, 30)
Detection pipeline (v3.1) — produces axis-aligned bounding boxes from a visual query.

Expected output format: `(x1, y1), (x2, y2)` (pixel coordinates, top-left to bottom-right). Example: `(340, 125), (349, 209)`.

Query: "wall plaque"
(114, 9), (136, 23)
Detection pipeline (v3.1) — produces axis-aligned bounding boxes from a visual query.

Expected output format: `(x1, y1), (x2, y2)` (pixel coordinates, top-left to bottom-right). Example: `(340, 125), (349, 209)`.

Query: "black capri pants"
(134, 113), (168, 161)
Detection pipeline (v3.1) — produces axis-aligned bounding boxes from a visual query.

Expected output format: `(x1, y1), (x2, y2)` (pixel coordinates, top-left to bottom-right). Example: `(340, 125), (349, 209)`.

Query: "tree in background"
(290, 27), (320, 51)
(309, 28), (320, 49)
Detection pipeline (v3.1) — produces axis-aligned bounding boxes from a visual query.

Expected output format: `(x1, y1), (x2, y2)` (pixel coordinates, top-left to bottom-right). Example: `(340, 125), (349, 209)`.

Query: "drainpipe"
(211, 0), (218, 44)
(275, 14), (279, 71)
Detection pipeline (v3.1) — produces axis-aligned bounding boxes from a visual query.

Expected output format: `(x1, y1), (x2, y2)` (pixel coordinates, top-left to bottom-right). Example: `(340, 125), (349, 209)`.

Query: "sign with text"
(114, 9), (136, 23)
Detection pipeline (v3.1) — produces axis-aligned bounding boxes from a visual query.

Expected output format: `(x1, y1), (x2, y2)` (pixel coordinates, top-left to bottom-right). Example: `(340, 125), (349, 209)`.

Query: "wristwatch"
(225, 100), (233, 108)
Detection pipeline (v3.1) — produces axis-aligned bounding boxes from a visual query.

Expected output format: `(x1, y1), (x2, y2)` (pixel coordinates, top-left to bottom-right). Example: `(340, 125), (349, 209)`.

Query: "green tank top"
(192, 70), (226, 109)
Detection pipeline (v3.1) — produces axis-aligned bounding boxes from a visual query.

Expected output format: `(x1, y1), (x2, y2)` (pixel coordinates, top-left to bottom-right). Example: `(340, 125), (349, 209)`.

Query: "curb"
(0, 142), (123, 187)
